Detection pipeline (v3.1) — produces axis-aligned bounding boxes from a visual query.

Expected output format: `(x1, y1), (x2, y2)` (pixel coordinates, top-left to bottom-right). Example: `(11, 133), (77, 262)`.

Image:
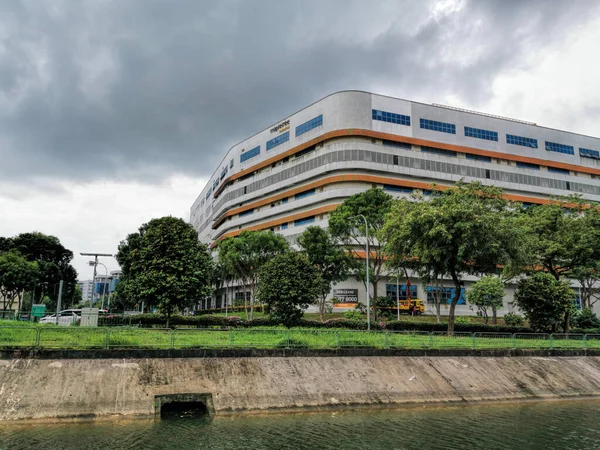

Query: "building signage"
(270, 119), (290, 134)
(31, 304), (46, 318)
(333, 289), (358, 303)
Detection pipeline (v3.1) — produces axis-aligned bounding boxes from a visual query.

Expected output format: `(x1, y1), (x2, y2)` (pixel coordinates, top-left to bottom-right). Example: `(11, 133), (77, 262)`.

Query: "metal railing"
(2, 327), (600, 351)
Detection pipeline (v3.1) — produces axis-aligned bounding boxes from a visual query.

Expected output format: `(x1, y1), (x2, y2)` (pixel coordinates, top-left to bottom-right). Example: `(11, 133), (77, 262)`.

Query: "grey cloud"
(0, 0), (598, 186)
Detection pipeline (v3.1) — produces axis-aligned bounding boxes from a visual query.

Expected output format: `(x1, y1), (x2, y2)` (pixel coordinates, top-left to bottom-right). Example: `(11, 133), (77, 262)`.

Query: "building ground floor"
(203, 272), (596, 319)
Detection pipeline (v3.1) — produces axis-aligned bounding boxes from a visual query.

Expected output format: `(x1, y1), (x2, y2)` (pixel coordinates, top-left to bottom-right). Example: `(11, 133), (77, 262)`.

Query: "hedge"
(99, 313), (549, 333)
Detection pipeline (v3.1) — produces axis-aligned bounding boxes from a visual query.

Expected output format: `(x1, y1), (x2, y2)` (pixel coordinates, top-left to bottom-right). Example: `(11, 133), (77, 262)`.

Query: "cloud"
(1, 0), (597, 187)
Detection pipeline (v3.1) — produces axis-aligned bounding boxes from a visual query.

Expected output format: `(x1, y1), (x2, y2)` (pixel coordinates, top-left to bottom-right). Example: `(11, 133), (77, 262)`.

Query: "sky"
(1, 0), (600, 280)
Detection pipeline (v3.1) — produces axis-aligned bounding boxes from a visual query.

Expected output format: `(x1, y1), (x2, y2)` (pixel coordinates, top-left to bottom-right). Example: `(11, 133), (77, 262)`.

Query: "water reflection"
(2, 400), (600, 450)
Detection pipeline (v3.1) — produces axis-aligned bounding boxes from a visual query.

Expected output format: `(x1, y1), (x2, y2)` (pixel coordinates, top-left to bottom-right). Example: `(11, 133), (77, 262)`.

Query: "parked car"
(39, 309), (82, 326)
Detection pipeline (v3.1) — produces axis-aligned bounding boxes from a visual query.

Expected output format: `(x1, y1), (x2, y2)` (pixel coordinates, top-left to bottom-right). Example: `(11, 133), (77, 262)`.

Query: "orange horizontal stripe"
(212, 173), (557, 230)
(213, 128), (600, 199)
(212, 204), (340, 247)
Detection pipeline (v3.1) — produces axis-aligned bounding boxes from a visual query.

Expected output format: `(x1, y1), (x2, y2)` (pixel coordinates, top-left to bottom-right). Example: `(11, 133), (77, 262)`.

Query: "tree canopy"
(514, 272), (575, 332)
(0, 251), (39, 312)
(115, 216), (213, 326)
(297, 226), (351, 320)
(329, 188), (393, 319)
(466, 276), (505, 324)
(383, 181), (521, 333)
(257, 252), (321, 327)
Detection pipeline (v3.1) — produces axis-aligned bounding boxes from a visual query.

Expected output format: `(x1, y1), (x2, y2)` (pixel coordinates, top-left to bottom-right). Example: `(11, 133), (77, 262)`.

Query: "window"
(386, 284), (417, 300)
(548, 167), (570, 174)
(266, 131), (290, 150)
(426, 286), (466, 305)
(220, 167), (228, 180)
(230, 159), (234, 169)
(213, 179), (219, 190)
(282, 198), (288, 204)
(464, 126), (498, 141)
(205, 188), (212, 200)
(384, 185), (413, 193)
(580, 148), (600, 159)
(516, 162), (540, 170)
(372, 109), (411, 126)
(421, 146), (457, 157)
(240, 146), (260, 163)
(423, 189), (442, 196)
(506, 134), (538, 148)
(281, 223), (288, 230)
(466, 154), (492, 162)
(420, 118), (456, 134)
(295, 115), (323, 136)
(545, 141), (574, 155)
(383, 140), (411, 149)
(239, 209), (254, 217)
(294, 216), (315, 227)
(295, 189), (315, 200)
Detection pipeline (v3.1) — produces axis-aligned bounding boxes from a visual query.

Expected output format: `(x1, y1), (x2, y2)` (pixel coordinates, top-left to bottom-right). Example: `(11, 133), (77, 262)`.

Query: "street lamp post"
(80, 253), (112, 308)
(349, 214), (370, 331)
(96, 262), (109, 310)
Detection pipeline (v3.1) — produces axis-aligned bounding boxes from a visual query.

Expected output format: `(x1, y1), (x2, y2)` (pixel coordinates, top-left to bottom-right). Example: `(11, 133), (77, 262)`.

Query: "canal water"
(1, 400), (600, 449)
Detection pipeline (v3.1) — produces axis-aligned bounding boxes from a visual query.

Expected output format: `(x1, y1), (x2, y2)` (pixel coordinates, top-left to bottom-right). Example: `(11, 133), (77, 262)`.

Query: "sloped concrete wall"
(1, 356), (600, 421)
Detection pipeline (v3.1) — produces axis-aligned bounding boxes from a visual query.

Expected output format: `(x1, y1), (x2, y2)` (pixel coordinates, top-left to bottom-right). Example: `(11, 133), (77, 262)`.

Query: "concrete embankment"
(2, 351), (600, 421)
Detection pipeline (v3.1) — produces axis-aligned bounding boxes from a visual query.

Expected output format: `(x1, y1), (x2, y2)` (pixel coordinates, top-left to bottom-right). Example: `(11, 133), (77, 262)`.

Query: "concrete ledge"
(2, 347), (600, 360)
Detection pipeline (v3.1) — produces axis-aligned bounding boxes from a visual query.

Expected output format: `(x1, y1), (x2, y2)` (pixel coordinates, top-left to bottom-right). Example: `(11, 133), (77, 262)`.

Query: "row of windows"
(373, 109), (411, 126)
(421, 146), (457, 157)
(212, 146), (600, 225)
(294, 216), (315, 227)
(383, 140), (412, 150)
(220, 166), (228, 180)
(384, 185), (413, 194)
(385, 284), (417, 301)
(548, 167), (570, 174)
(266, 131), (290, 151)
(295, 189), (315, 200)
(545, 141), (574, 155)
(507, 134), (538, 148)
(420, 118), (456, 134)
(240, 146), (261, 163)
(426, 287), (466, 305)
(296, 115), (323, 137)
(465, 126), (498, 142)
(580, 148), (600, 159)
(516, 162), (540, 170)
(239, 209), (254, 217)
(466, 154), (492, 162)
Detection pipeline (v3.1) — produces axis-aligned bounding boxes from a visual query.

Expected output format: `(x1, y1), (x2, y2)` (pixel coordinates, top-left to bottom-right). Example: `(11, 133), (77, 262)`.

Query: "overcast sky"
(2, 0), (600, 279)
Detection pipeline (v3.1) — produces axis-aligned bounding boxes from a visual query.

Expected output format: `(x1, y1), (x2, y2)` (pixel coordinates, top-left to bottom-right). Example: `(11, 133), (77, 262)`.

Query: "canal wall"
(2, 352), (600, 421)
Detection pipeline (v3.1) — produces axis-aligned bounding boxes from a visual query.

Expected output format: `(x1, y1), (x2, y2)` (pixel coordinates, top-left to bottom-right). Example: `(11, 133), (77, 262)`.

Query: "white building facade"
(191, 91), (600, 316)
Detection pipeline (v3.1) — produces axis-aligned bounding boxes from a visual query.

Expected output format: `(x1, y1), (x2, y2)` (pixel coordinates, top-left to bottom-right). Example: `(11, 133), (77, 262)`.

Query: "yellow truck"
(378, 299), (425, 315)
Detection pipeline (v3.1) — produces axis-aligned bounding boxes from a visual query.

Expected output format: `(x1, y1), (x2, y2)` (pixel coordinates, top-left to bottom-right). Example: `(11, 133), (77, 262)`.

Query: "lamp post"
(349, 214), (370, 331)
(96, 262), (109, 310)
(80, 253), (112, 308)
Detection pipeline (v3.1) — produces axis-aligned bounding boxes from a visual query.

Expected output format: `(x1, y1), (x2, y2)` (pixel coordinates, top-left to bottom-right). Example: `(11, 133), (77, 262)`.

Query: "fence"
(2, 327), (600, 351)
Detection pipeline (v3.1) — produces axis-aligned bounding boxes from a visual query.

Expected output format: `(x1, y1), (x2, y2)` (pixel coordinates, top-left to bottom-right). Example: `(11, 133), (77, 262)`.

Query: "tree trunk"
(435, 301), (441, 323)
(319, 294), (326, 322)
(371, 281), (378, 322)
(492, 306), (497, 325)
(563, 309), (570, 333)
(448, 269), (462, 335)
(166, 311), (170, 329)
(249, 283), (255, 321)
(243, 282), (248, 320)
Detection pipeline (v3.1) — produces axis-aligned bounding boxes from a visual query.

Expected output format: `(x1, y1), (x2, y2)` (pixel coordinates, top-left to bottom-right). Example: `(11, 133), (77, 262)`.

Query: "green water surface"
(1, 400), (600, 449)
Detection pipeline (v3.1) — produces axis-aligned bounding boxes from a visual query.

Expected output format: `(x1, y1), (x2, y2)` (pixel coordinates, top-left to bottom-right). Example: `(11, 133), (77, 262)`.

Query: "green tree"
(514, 272), (575, 332)
(466, 276), (505, 325)
(257, 252), (321, 327)
(516, 201), (600, 331)
(297, 226), (351, 321)
(115, 216), (213, 327)
(0, 251), (39, 313)
(9, 232), (78, 307)
(384, 181), (520, 334)
(329, 188), (393, 320)
(217, 231), (289, 320)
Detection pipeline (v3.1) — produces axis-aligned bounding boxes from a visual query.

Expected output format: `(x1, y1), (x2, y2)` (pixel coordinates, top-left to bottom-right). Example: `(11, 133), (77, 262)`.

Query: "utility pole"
(55, 280), (63, 325)
(80, 253), (112, 308)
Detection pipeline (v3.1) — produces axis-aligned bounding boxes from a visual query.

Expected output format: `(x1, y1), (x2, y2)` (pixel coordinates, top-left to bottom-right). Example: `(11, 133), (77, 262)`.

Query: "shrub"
(454, 316), (471, 325)
(343, 310), (362, 321)
(571, 308), (600, 330)
(503, 312), (525, 327)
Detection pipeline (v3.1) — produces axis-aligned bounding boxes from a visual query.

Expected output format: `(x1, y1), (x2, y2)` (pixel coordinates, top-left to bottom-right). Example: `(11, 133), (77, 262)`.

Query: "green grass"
(0, 325), (598, 350)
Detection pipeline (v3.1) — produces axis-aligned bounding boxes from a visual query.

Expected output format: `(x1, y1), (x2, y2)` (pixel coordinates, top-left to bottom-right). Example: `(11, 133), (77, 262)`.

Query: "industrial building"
(190, 91), (600, 316)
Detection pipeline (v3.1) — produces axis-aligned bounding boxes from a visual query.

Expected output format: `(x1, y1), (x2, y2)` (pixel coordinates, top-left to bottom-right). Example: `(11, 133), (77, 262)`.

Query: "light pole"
(349, 214), (370, 331)
(80, 253), (112, 308)
(95, 262), (109, 310)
